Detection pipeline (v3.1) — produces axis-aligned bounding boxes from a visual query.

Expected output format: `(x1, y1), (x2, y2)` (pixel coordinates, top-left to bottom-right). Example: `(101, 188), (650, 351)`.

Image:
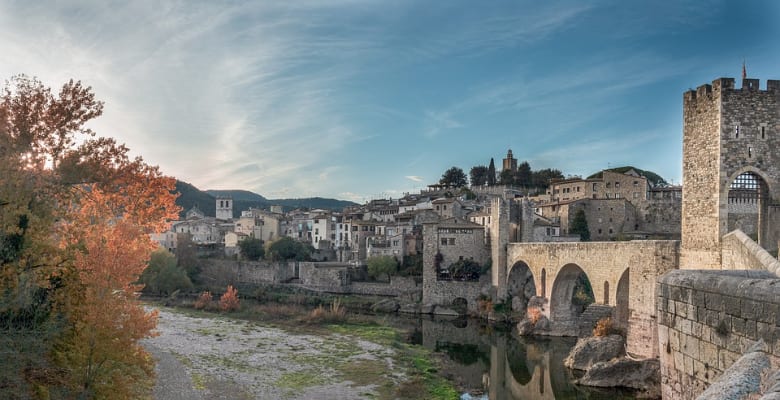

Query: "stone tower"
(502, 149), (517, 172)
(216, 196), (233, 220)
(681, 77), (780, 269)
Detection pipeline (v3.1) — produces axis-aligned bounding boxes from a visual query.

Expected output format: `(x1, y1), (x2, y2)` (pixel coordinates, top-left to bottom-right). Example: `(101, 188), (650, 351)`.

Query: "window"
(592, 183), (597, 191)
(443, 205), (447, 210)
(609, 228), (613, 234)
(448, 238), (455, 245)
(606, 182), (612, 188)
(761, 125), (766, 139)
(633, 181), (639, 186)
(615, 193), (620, 199)
(749, 147), (753, 158)
(598, 229), (602, 234)
(441, 238), (448, 245)
(615, 182), (620, 189)
(735, 124), (740, 138)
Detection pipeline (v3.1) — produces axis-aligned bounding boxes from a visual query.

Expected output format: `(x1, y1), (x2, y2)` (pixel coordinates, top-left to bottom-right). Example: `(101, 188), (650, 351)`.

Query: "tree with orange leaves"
(0, 75), (179, 398)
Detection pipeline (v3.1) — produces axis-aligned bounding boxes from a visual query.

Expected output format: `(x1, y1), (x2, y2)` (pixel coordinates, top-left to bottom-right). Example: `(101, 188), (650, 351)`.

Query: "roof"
(434, 217), (483, 229)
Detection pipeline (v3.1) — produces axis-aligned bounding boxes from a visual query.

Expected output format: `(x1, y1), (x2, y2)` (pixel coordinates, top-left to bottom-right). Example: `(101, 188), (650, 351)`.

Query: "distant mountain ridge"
(173, 181), (358, 219)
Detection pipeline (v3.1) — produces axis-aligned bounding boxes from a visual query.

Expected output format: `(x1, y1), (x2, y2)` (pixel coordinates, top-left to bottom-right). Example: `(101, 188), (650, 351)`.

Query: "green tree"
(440, 166), (468, 187)
(175, 233), (202, 282)
(516, 161), (532, 187)
(367, 255), (398, 281)
(498, 169), (515, 186)
(487, 158), (497, 186)
(531, 168), (564, 189)
(265, 236), (312, 261)
(238, 237), (265, 261)
(139, 248), (193, 295)
(469, 165), (488, 187)
(571, 209), (590, 241)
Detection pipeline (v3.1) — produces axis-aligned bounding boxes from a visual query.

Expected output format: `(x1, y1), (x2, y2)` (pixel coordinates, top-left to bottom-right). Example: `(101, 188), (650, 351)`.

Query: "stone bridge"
(503, 240), (680, 358)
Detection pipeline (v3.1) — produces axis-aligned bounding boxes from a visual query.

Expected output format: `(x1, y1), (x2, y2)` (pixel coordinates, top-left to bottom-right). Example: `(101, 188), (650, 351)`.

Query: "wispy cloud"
(405, 175), (423, 182)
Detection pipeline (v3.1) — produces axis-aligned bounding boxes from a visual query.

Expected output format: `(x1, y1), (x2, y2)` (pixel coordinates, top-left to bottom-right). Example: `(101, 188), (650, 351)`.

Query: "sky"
(1, 1), (779, 203)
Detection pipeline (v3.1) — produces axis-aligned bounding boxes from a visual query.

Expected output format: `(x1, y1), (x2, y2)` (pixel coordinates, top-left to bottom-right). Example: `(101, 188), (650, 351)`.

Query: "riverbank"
(144, 304), (460, 399)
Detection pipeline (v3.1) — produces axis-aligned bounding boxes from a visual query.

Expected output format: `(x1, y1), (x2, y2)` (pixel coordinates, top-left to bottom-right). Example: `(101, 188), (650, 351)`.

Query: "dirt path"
(144, 307), (406, 400)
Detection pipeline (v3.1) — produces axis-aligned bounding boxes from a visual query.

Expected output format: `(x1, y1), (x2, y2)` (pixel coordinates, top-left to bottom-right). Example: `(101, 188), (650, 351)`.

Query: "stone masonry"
(682, 78), (780, 269)
(657, 269), (780, 399)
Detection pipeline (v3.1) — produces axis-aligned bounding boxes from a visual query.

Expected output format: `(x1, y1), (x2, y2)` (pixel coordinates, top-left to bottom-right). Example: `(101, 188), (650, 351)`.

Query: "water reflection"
(405, 317), (638, 400)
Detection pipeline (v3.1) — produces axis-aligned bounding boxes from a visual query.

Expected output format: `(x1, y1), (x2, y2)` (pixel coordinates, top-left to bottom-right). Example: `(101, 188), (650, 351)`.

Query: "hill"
(206, 189), (267, 203)
(174, 182), (357, 218)
(587, 166), (668, 187)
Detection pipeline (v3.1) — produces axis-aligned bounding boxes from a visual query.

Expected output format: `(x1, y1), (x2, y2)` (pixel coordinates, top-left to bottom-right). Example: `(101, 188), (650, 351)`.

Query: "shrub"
(366, 255), (398, 281)
(219, 285), (240, 312)
(194, 291), (212, 310)
(527, 307), (543, 326)
(306, 298), (346, 323)
(593, 317), (624, 337)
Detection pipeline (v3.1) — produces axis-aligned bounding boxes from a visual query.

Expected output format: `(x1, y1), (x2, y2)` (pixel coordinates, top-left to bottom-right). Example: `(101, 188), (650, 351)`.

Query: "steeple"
(502, 148), (517, 172)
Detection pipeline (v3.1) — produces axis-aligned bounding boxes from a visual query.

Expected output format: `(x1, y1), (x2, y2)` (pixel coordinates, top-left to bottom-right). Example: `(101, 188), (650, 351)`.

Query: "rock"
(399, 303), (420, 314)
(511, 296), (525, 312)
(434, 306), (460, 316)
(420, 303), (435, 314)
(371, 299), (400, 313)
(527, 296), (547, 309)
(563, 334), (625, 370)
(534, 315), (550, 331)
(517, 319), (534, 335)
(577, 358), (660, 397)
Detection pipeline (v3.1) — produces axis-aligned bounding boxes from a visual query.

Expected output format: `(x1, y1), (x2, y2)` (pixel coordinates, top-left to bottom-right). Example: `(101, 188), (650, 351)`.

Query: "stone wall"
(657, 269), (780, 399)
(199, 259), (294, 289)
(721, 229), (780, 275)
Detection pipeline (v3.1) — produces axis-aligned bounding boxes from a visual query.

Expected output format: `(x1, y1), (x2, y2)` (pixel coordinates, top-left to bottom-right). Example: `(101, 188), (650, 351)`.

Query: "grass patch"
(328, 322), (400, 346)
(275, 370), (326, 390)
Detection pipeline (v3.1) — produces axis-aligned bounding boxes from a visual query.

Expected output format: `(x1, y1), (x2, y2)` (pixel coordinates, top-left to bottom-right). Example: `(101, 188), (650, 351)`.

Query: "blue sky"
(1, 1), (779, 202)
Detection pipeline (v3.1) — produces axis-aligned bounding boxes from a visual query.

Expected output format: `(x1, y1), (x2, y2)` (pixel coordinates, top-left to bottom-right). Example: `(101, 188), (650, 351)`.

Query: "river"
(391, 315), (639, 400)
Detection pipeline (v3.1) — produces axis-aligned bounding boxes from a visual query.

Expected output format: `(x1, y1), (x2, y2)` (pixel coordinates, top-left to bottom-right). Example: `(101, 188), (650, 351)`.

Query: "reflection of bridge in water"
(416, 317), (637, 399)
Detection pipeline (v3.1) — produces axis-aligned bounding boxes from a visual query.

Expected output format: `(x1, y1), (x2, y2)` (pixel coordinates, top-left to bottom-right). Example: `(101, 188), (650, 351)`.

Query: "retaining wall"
(657, 269), (780, 399)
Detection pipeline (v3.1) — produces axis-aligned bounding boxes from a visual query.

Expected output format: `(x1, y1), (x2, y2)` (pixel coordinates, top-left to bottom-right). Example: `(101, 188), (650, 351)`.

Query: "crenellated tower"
(681, 77), (780, 269)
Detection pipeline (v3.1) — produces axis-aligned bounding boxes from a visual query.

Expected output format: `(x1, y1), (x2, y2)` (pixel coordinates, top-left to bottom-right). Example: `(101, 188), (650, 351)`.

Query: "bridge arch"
(507, 261), (537, 312)
(614, 268), (630, 329)
(550, 263), (594, 333)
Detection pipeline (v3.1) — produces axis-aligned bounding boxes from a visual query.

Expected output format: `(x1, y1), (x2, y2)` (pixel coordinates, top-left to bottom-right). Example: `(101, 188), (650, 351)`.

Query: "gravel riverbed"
(144, 307), (406, 400)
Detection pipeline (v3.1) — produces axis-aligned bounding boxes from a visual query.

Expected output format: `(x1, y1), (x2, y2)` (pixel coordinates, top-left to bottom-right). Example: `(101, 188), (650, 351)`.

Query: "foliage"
(306, 298), (347, 323)
(531, 168), (564, 189)
(366, 255), (398, 281)
(238, 237), (265, 261)
(527, 306), (543, 326)
(593, 317), (624, 337)
(219, 285), (240, 312)
(175, 233), (202, 283)
(194, 291), (213, 310)
(487, 158), (497, 186)
(571, 208), (590, 241)
(439, 166), (468, 187)
(516, 161), (532, 187)
(265, 236), (313, 261)
(138, 248), (193, 295)
(399, 254), (423, 276)
(469, 165), (489, 187)
(447, 259), (481, 281)
(587, 166), (668, 187)
(572, 273), (595, 308)
(0, 75), (180, 397)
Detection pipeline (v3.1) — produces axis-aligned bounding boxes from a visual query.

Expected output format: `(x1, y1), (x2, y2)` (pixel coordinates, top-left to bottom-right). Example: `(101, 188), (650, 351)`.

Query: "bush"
(366, 255), (398, 281)
(527, 307), (543, 326)
(139, 248), (193, 295)
(593, 317), (624, 337)
(219, 285), (240, 312)
(194, 291), (212, 310)
(265, 237), (313, 261)
(238, 237), (264, 260)
(306, 298), (347, 324)
(448, 259), (481, 281)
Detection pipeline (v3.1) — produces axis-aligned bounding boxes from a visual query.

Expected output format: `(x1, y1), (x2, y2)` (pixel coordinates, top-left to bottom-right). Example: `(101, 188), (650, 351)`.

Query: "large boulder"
(563, 334), (625, 370)
(399, 303), (420, 314)
(371, 299), (400, 313)
(434, 306), (460, 317)
(577, 358), (660, 398)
